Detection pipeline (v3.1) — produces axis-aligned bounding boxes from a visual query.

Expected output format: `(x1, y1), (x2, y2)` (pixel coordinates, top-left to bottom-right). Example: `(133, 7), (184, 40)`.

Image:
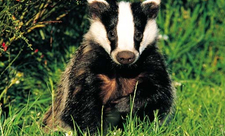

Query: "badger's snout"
(116, 51), (135, 65)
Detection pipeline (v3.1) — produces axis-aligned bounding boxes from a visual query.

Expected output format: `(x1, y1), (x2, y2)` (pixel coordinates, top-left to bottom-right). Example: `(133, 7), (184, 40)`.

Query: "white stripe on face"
(139, 19), (158, 54)
(110, 2), (140, 65)
(116, 2), (135, 51)
(85, 20), (111, 54)
(87, 0), (109, 5)
(142, 0), (161, 5)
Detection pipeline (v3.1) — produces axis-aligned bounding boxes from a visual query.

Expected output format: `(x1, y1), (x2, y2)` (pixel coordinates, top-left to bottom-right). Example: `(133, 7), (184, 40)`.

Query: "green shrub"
(0, 0), (87, 116)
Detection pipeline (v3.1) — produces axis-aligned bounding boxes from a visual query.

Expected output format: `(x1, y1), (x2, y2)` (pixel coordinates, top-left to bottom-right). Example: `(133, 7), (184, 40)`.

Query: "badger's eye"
(108, 30), (116, 41)
(134, 31), (143, 41)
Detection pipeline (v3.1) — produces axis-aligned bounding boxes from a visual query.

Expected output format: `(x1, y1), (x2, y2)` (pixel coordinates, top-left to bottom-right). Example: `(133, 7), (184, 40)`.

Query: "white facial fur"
(142, 0), (161, 5)
(111, 2), (139, 64)
(87, 0), (109, 5)
(84, 20), (111, 54)
(86, 0), (159, 65)
(139, 20), (158, 54)
(116, 2), (135, 52)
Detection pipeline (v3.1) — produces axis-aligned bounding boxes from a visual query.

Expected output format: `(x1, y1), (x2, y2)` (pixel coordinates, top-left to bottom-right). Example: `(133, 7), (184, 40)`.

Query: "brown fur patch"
(98, 74), (117, 104)
(73, 86), (81, 96)
(75, 69), (86, 78)
(82, 45), (93, 55)
(98, 73), (145, 104)
(119, 78), (138, 96)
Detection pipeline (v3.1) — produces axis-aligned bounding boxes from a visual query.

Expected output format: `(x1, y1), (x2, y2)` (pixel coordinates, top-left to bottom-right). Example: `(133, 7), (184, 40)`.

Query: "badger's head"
(86, 0), (160, 65)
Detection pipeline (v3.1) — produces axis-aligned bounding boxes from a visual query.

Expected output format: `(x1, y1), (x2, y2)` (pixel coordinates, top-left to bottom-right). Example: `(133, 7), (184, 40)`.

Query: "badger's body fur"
(43, 0), (175, 134)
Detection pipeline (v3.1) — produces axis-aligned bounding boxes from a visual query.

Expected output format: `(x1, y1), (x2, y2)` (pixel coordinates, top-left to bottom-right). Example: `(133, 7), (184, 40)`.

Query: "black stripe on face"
(131, 3), (148, 51)
(100, 1), (119, 52)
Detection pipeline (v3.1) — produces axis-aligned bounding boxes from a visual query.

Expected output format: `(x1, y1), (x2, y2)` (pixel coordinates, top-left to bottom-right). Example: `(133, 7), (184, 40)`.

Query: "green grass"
(1, 0), (225, 136)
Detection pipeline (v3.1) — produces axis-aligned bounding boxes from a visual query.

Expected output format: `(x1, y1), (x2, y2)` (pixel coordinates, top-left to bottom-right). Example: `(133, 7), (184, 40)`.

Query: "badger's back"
(43, 0), (175, 134)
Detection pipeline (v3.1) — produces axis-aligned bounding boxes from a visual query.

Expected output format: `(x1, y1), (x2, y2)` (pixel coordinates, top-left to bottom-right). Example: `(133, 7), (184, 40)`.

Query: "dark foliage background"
(0, 0), (88, 117)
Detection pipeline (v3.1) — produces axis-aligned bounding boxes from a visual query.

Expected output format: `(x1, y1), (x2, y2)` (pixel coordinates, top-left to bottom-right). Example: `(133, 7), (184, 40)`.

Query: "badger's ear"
(141, 0), (160, 19)
(88, 0), (109, 19)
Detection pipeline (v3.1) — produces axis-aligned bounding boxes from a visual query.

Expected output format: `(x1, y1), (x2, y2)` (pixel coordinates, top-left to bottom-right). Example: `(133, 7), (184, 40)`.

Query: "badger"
(43, 0), (175, 134)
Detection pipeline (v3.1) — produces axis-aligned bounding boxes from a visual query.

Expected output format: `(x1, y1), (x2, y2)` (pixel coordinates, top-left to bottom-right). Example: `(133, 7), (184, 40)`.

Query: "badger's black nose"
(116, 51), (135, 65)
